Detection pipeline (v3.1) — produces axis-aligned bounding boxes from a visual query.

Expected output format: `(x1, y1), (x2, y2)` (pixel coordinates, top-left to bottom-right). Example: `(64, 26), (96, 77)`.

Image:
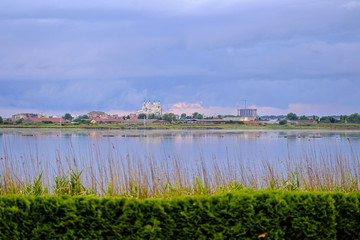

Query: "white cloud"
(167, 102), (237, 116)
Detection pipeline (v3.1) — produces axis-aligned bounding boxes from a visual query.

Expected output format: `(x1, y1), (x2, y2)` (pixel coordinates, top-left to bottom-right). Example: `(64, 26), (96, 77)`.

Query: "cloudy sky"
(1, 0), (359, 117)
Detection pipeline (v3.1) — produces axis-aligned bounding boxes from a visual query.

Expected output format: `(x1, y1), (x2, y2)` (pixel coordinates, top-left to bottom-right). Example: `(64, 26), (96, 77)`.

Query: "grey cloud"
(0, 0), (358, 80)
(0, 80), (147, 111)
(0, 0), (359, 114)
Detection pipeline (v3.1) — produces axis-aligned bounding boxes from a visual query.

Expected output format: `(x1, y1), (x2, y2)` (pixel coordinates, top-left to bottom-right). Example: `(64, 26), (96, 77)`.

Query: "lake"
(1, 128), (359, 189)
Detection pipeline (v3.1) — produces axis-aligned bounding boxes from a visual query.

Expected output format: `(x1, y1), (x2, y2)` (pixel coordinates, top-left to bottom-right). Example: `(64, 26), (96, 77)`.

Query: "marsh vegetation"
(1, 134), (359, 198)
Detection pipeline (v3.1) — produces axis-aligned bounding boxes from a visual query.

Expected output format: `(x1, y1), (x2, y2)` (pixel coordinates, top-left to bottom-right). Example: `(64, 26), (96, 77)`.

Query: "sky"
(1, 0), (360, 117)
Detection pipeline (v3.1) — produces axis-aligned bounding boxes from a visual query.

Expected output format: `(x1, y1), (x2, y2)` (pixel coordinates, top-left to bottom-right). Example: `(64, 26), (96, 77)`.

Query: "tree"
(0, 116), (3, 124)
(138, 113), (146, 119)
(279, 119), (287, 125)
(42, 120), (53, 124)
(16, 118), (24, 124)
(348, 113), (360, 123)
(74, 115), (90, 124)
(63, 113), (73, 121)
(162, 113), (176, 122)
(299, 115), (309, 120)
(148, 114), (160, 119)
(192, 112), (203, 119)
(180, 113), (186, 119)
(286, 113), (298, 120)
(75, 115), (89, 121)
(320, 116), (336, 123)
(195, 114), (203, 119)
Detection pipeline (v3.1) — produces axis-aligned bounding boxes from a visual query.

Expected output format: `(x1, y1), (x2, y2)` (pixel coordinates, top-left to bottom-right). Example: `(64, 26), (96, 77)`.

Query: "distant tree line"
(283, 112), (360, 124)
(286, 113), (314, 121)
(136, 112), (204, 122)
(340, 113), (360, 123)
(73, 115), (90, 124)
(1, 112), (360, 125)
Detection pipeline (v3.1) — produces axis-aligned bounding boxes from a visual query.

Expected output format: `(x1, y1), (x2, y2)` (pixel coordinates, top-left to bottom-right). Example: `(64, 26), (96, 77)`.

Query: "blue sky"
(1, 0), (360, 117)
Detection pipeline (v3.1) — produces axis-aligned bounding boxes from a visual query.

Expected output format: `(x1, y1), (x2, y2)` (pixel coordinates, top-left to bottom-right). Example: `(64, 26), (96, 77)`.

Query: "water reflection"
(1, 129), (360, 166)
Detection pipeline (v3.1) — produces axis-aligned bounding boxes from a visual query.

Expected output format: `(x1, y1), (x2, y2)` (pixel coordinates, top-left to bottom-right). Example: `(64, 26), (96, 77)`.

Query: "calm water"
(1, 128), (360, 180)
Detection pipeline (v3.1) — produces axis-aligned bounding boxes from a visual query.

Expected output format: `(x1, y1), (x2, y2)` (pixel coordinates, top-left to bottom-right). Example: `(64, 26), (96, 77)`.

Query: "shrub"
(0, 192), (358, 239)
(41, 121), (53, 124)
(279, 119), (287, 125)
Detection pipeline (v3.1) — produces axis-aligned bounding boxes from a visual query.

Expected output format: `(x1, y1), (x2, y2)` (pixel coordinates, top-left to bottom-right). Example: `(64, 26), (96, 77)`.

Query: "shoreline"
(1, 123), (360, 130)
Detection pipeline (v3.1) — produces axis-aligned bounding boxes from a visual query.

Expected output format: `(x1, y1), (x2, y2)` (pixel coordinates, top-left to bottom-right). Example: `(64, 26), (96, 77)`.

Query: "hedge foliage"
(0, 191), (359, 239)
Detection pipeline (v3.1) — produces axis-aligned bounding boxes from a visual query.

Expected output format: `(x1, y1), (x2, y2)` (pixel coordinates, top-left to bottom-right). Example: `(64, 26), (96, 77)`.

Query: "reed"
(0, 140), (359, 198)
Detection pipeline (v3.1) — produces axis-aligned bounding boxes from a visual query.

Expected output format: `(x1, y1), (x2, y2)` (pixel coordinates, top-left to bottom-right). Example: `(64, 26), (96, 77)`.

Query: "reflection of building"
(136, 101), (162, 116)
(237, 108), (257, 121)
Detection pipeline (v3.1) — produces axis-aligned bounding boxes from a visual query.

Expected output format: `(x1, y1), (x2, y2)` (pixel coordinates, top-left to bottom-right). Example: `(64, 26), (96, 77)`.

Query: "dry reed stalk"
(1, 139), (359, 197)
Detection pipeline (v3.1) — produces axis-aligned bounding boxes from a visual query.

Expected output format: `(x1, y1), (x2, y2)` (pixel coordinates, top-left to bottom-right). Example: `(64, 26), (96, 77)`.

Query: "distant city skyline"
(3, 103), (357, 119)
(1, 0), (359, 118)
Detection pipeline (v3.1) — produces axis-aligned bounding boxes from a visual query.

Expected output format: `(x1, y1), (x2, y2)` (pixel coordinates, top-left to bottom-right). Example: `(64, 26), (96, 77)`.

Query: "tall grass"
(0, 139), (359, 198)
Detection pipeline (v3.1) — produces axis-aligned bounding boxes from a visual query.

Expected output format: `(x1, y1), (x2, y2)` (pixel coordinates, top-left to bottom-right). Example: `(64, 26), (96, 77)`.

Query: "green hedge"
(0, 191), (359, 239)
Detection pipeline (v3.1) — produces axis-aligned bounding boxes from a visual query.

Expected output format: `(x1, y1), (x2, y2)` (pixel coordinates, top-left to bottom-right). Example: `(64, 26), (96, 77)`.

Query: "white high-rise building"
(136, 101), (162, 116)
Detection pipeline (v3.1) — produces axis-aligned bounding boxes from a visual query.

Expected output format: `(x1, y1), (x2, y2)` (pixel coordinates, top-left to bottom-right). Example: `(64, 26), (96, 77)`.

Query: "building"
(237, 108), (257, 121)
(37, 113), (50, 118)
(90, 118), (124, 124)
(12, 113), (38, 121)
(87, 111), (109, 120)
(23, 117), (69, 123)
(136, 101), (162, 116)
(12, 113), (50, 122)
(123, 119), (160, 124)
